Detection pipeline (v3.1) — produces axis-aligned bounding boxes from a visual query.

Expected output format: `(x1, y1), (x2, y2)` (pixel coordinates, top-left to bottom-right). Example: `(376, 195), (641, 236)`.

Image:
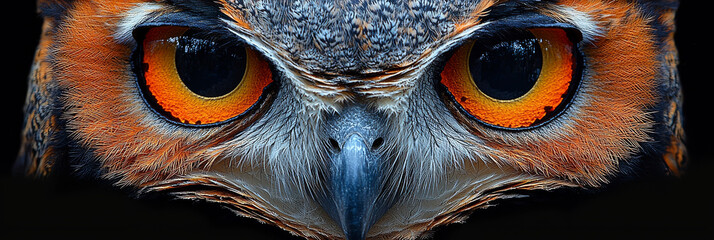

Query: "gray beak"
(319, 105), (394, 240)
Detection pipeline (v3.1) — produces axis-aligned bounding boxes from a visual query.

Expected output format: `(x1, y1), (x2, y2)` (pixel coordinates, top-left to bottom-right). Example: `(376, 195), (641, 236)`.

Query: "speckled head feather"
(17, 0), (684, 239)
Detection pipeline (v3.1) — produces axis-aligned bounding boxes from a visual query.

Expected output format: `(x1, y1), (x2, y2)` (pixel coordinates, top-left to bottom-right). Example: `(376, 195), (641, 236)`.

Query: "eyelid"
(459, 12), (584, 46)
(133, 10), (220, 31)
(129, 9), (246, 49)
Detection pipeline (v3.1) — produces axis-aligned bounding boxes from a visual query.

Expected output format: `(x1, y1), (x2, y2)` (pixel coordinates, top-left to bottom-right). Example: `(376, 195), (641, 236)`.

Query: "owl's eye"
(440, 28), (580, 129)
(137, 26), (273, 125)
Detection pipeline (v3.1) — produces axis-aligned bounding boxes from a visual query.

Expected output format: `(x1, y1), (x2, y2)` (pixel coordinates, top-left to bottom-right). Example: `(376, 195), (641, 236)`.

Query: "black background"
(2, 1), (711, 238)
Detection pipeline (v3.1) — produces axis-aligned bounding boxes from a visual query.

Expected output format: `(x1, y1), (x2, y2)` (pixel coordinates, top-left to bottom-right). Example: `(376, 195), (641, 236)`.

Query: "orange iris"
(141, 26), (272, 125)
(440, 28), (575, 128)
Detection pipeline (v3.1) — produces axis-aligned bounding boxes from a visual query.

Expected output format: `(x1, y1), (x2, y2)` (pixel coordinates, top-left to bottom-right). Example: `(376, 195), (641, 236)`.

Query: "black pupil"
(469, 36), (542, 100)
(175, 36), (246, 97)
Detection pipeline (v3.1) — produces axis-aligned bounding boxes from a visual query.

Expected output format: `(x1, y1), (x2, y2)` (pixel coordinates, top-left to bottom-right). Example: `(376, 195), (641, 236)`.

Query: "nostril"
(371, 137), (384, 150)
(329, 138), (341, 152)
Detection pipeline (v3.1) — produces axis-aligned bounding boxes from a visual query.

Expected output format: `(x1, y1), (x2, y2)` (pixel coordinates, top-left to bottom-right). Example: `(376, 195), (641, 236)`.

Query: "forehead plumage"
(222, 0), (481, 73)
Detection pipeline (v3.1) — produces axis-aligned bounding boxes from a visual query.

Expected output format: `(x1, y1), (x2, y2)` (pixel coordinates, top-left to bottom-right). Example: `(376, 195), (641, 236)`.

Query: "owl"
(16, 0), (685, 239)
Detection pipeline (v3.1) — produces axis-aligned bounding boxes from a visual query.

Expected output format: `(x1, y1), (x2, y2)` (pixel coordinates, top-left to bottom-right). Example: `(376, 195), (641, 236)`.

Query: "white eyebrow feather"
(114, 2), (166, 45)
(547, 5), (605, 43)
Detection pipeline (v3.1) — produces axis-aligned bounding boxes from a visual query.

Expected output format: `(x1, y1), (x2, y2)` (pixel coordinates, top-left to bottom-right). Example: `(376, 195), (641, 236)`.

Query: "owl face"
(18, 0), (684, 239)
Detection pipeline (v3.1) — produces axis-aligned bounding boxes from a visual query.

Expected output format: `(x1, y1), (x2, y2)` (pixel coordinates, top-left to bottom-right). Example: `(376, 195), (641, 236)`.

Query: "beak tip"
(344, 227), (368, 240)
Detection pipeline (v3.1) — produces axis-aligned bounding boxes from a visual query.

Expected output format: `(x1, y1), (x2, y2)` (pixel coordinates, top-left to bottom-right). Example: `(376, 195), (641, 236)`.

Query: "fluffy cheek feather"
(52, 1), (233, 186)
(467, 0), (660, 186)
